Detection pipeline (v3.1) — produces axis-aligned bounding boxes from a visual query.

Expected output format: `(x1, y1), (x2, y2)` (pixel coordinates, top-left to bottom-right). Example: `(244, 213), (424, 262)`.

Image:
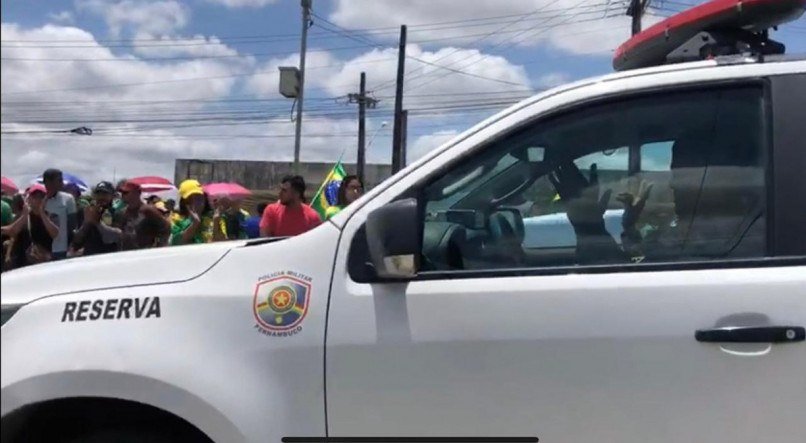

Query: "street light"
(367, 121), (389, 150)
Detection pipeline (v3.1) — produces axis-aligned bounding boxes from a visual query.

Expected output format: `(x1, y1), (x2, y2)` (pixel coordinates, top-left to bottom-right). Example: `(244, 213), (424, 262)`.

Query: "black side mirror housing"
(365, 198), (421, 279)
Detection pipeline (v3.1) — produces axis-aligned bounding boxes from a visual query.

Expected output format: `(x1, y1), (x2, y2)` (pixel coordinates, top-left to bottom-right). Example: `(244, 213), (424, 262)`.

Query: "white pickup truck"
(3, 55), (806, 442)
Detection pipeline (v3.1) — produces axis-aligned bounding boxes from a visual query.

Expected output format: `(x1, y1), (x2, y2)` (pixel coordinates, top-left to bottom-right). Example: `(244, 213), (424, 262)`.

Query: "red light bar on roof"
(613, 0), (806, 71)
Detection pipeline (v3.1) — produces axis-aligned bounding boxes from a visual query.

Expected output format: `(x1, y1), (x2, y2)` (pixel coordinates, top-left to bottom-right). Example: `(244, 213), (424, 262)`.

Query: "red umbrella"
(127, 176), (176, 193)
(203, 182), (252, 199)
(1, 176), (19, 195)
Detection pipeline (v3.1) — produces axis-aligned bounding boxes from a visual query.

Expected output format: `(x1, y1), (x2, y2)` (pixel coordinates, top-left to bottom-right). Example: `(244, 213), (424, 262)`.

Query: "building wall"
(174, 159), (393, 191)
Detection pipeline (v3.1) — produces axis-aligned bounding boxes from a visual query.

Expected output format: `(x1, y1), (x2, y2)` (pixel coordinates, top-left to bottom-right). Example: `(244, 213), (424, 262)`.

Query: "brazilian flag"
(311, 161), (347, 220)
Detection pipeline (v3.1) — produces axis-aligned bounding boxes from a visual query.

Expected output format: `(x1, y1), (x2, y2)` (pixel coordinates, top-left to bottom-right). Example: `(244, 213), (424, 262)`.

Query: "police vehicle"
(3, 0), (805, 441)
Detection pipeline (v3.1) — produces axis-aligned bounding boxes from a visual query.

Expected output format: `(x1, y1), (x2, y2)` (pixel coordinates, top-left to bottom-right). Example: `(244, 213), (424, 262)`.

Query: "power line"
(1, 96), (529, 129)
(0, 4), (628, 47)
(1, 90), (532, 107)
(1, 25), (619, 63)
(312, 13), (535, 89)
(402, 0), (604, 94)
(376, 1), (612, 92)
(1, 4), (623, 96)
(0, 67), (357, 96)
(1, 99), (529, 125)
(0, 43), (380, 62)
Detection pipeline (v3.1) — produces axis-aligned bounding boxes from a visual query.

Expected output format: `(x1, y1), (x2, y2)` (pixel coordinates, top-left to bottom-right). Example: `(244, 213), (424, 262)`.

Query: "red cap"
(25, 184), (47, 195)
(118, 181), (142, 193)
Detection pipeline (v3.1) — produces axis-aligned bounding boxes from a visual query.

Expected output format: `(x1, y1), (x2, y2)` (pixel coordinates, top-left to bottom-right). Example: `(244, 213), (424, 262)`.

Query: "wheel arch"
(1, 370), (244, 443)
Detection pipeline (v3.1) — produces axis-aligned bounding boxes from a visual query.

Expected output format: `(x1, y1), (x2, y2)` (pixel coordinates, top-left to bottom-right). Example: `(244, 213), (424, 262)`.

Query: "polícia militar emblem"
(253, 275), (311, 332)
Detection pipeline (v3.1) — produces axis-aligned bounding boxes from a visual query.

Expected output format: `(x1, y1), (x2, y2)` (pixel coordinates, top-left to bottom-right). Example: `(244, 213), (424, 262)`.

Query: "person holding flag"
(311, 158), (364, 220)
(323, 175), (363, 220)
(311, 160), (350, 220)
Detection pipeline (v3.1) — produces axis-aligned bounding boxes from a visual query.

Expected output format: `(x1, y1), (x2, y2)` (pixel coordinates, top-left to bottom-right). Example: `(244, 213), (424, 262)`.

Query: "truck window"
(419, 85), (768, 272)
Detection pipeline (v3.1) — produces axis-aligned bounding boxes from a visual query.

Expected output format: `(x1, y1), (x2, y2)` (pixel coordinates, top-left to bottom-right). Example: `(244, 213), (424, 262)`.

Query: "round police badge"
(253, 275), (311, 332)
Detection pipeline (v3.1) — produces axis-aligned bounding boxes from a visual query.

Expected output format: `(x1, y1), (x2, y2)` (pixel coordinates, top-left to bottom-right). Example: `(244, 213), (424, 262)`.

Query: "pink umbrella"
(127, 176), (176, 193)
(1, 176), (19, 195)
(203, 182), (252, 199)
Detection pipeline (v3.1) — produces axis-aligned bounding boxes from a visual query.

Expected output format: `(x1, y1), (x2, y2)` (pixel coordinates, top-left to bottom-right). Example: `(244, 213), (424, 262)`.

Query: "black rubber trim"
(411, 256), (806, 282)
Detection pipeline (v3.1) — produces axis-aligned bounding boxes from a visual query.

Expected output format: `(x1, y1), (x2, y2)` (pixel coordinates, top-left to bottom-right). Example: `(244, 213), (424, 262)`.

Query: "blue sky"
(2, 0), (805, 187)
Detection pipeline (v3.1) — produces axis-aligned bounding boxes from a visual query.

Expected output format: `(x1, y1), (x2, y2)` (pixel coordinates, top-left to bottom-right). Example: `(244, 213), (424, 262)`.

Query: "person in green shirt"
(215, 196), (250, 240)
(170, 180), (225, 245)
(325, 175), (364, 220)
(1, 199), (13, 226)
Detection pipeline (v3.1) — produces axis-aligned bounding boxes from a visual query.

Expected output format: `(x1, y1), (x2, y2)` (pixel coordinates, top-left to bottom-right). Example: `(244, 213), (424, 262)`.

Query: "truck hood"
(0, 241), (246, 305)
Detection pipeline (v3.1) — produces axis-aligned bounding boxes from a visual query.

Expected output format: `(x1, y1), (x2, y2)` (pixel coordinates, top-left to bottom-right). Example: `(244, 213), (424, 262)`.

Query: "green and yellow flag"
(311, 160), (347, 220)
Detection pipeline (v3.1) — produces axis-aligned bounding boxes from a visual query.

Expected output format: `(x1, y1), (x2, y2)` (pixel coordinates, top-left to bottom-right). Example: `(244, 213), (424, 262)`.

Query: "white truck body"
(3, 58), (805, 442)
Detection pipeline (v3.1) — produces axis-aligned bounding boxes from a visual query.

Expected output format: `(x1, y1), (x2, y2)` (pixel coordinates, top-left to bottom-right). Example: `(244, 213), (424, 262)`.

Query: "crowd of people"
(0, 169), (366, 272)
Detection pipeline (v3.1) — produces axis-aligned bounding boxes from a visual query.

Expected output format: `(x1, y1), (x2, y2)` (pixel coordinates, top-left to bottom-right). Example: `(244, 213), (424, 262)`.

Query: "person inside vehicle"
(552, 131), (762, 264)
(326, 175), (364, 220)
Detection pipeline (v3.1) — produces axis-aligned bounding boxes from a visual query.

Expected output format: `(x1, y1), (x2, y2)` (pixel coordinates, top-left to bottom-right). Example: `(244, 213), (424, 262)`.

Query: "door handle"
(695, 326), (805, 343)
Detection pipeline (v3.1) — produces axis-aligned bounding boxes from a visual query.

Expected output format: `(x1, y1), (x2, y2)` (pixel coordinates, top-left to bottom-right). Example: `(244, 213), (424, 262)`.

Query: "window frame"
(414, 79), (801, 279)
(347, 78), (806, 283)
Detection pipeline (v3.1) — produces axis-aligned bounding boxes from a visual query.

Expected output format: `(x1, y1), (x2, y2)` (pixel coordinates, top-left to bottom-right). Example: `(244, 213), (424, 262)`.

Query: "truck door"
(326, 78), (806, 442)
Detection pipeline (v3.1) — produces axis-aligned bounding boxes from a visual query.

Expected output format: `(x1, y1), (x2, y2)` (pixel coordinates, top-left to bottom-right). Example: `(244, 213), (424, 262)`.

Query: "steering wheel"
(487, 209), (525, 265)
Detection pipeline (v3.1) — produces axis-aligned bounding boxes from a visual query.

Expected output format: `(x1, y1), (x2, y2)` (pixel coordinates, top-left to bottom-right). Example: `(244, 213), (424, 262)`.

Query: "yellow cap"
(178, 179), (204, 200)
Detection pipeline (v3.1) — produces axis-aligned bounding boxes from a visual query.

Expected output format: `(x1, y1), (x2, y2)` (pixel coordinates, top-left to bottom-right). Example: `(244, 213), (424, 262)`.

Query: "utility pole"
(627, 0), (651, 36)
(626, 0), (650, 173)
(293, 0), (313, 172)
(400, 110), (408, 168)
(391, 25), (407, 174)
(348, 72), (378, 183)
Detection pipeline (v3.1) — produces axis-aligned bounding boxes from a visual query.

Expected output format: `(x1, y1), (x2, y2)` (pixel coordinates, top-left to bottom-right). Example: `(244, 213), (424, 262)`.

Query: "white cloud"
(0, 23), (264, 186)
(535, 72), (570, 88)
(206, 0), (280, 8)
(330, 0), (641, 55)
(0, 23), (251, 105)
(76, 0), (190, 37)
(48, 11), (75, 25)
(324, 45), (532, 109)
(244, 49), (341, 99)
(1, 17), (535, 189)
(247, 45), (530, 106)
(409, 130), (459, 162)
(246, 45), (532, 106)
(130, 32), (243, 58)
(1, 116), (363, 189)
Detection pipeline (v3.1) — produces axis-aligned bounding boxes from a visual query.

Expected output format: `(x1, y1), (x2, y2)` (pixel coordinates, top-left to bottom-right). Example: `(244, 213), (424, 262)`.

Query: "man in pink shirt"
(260, 175), (322, 237)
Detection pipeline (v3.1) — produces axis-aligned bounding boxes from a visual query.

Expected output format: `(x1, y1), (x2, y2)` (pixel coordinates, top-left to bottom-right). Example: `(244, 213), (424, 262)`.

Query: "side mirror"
(365, 198), (421, 279)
